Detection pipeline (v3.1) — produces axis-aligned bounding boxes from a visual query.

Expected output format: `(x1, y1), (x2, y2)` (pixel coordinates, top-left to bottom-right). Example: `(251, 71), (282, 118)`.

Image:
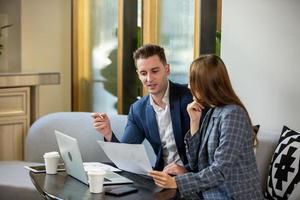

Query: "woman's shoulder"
(221, 104), (244, 111)
(214, 104), (247, 119)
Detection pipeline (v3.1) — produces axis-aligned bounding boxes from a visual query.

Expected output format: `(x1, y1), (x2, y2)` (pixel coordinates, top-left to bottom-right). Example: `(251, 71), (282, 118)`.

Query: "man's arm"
(120, 104), (145, 144)
(92, 104), (146, 144)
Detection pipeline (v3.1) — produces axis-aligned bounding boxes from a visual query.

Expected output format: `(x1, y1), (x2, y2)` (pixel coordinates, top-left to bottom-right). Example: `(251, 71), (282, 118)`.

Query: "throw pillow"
(266, 126), (300, 199)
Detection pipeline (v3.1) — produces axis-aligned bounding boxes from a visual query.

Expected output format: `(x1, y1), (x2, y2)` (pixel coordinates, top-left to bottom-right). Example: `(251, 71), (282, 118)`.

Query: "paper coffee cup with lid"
(87, 169), (106, 193)
(43, 151), (60, 174)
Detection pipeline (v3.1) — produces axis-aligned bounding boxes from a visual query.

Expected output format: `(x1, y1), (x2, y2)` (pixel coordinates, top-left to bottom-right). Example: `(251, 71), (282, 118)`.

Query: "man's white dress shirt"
(150, 82), (183, 167)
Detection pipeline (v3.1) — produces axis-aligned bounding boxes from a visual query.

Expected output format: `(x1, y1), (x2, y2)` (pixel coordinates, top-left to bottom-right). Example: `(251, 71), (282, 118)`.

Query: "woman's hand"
(163, 163), (187, 175)
(187, 100), (204, 135)
(148, 171), (177, 189)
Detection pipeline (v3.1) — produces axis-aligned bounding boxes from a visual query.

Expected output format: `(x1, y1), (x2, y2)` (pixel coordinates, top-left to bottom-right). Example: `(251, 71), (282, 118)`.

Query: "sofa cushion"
(266, 126), (300, 199)
(255, 128), (281, 192)
(0, 161), (43, 200)
(25, 112), (127, 163)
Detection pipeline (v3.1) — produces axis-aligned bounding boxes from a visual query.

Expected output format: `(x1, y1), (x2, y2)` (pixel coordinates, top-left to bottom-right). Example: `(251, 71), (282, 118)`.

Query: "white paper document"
(83, 162), (121, 172)
(97, 141), (153, 175)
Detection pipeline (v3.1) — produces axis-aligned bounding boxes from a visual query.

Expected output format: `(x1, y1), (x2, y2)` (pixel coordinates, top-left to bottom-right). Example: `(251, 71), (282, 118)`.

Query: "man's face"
(136, 55), (170, 97)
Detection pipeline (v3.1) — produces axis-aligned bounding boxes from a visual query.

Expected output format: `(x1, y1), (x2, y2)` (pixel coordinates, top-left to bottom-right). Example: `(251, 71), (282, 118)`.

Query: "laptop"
(54, 130), (133, 185)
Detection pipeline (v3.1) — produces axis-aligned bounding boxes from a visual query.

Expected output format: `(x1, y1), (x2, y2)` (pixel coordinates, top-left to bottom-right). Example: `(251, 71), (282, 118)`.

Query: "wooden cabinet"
(0, 72), (60, 160)
(0, 87), (30, 160)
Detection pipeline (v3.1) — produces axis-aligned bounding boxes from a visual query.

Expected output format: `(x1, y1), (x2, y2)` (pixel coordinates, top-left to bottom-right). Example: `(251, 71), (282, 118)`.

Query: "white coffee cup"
(87, 170), (106, 193)
(43, 151), (60, 174)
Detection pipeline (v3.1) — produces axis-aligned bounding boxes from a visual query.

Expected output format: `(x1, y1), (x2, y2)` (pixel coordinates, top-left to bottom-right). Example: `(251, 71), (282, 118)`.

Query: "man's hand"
(91, 113), (113, 141)
(148, 171), (177, 189)
(187, 100), (204, 135)
(163, 163), (187, 175)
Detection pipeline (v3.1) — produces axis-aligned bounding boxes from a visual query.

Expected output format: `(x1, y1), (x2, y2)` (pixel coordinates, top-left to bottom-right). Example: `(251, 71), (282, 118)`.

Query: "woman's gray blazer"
(176, 105), (264, 200)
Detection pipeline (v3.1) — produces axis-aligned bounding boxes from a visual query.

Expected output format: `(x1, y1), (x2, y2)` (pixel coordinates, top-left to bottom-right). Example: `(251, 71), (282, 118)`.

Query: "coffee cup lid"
(43, 151), (60, 158)
(87, 170), (106, 176)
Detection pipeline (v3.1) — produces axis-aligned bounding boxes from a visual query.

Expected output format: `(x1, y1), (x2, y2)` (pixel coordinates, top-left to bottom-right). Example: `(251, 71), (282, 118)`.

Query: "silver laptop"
(54, 130), (133, 185)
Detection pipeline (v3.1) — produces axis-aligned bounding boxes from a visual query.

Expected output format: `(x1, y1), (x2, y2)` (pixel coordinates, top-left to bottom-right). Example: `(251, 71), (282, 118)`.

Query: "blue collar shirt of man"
(92, 44), (193, 171)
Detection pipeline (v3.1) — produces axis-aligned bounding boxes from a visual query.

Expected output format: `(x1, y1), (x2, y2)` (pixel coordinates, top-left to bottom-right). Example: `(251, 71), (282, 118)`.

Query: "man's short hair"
(133, 44), (167, 66)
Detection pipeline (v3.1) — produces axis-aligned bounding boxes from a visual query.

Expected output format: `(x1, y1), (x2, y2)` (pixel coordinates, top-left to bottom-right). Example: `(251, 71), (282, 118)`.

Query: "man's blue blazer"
(111, 81), (193, 170)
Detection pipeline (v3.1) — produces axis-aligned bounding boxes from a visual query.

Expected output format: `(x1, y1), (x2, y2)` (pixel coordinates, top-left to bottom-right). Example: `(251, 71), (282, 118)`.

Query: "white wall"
(222, 0), (300, 131)
(21, 0), (71, 116)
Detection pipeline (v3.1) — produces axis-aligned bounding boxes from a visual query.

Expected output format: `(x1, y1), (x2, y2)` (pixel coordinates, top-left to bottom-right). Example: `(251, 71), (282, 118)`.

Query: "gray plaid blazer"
(175, 105), (264, 200)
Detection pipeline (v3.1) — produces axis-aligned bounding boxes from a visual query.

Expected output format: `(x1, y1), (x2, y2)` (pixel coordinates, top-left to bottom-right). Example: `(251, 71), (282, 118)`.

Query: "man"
(92, 44), (192, 171)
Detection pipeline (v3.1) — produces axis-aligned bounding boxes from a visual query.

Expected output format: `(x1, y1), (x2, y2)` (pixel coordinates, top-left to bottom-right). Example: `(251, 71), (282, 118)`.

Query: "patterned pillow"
(266, 126), (300, 199)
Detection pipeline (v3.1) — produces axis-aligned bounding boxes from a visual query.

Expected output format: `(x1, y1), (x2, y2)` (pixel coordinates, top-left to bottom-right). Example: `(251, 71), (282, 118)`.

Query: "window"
(73, 0), (220, 113)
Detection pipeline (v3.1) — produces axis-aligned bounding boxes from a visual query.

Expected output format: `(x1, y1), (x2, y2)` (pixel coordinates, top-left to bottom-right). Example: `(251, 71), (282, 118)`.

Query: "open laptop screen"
(54, 130), (133, 185)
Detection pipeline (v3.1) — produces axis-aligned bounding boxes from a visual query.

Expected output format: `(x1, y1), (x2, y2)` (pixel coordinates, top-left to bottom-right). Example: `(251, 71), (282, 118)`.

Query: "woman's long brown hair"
(189, 54), (257, 145)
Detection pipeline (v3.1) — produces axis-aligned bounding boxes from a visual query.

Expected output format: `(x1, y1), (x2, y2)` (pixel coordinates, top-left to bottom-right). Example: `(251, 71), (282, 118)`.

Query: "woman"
(149, 55), (263, 199)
